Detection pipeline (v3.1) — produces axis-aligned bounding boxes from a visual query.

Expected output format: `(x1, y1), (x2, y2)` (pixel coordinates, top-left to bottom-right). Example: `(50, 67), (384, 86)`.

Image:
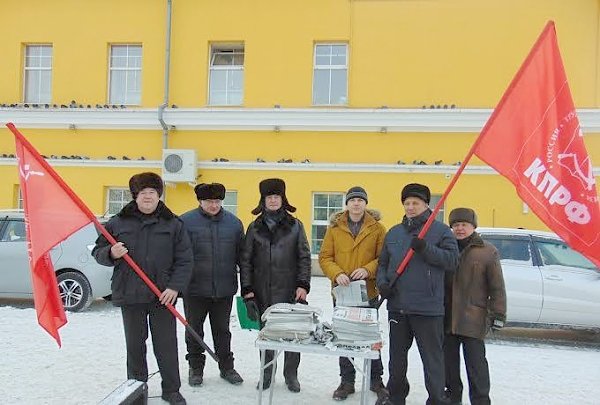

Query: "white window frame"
(312, 43), (348, 106)
(23, 44), (52, 104)
(430, 194), (445, 223)
(108, 44), (142, 105)
(223, 191), (238, 215)
(311, 192), (345, 255)
(208, 45), (244, 106)
(106, 187), (132, 216)
(15, 185), (23, 209)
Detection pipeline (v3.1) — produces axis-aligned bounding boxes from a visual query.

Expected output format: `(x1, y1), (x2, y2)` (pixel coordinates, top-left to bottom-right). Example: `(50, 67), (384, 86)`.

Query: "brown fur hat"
(449, 207), (478, 228)
(129, 172), (163, 199)
(251, 178), (296, 215)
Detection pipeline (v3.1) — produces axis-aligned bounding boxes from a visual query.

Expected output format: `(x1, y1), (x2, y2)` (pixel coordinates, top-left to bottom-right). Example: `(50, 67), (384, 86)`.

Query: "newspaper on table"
(331, 306), (382, 348)
(258, 303), (322, 343)
(332, 280), (370, 307)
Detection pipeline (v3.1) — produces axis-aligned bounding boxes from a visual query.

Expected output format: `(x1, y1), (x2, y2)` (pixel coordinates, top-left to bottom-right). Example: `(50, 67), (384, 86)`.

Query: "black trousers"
(387, 312), (446, 405)
(183, 296), (235, 371)
(121, 301), (181, 395)
(338, 297), (384, 384)
(444, 334), (491, 405)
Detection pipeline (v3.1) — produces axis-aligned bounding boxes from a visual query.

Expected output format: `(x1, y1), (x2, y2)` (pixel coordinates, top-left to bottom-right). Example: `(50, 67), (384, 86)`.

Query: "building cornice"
(0, 158), (598, 175)
(1, 107), (600, 133)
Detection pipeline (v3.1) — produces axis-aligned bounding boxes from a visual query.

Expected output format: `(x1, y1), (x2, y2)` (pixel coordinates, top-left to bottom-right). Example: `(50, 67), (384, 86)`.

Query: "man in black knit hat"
(376, 183), (458, 405)
(444, 208), (506, 405)
(240, 178), (311, 393)
(180, 183), (245, 387)
(93, 172), (192, 405)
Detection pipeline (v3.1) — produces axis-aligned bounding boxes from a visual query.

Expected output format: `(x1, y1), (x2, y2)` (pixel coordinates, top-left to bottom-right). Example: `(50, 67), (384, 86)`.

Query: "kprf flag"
(8, 123), (97, 346)
(474, 21), (600, 267)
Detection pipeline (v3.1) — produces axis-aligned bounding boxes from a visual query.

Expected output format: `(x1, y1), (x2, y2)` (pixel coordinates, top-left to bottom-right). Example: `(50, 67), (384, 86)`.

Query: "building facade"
(1, 0), (599, 257)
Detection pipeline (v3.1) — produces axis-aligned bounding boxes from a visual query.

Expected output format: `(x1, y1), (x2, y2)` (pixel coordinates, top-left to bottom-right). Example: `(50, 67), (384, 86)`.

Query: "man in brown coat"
(444, 208), (506, 405)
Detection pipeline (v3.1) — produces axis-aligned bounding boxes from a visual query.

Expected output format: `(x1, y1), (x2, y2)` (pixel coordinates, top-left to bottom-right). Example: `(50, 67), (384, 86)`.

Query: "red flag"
(474, 21), (600, 267)
(9, 123), (97, 346)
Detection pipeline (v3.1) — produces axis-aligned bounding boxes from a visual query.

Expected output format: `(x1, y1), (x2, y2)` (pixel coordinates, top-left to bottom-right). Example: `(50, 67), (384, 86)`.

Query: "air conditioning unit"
(162, 149), (197, 182)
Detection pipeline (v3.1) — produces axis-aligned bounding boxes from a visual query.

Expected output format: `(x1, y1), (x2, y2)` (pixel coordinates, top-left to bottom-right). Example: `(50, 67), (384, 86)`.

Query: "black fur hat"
(449, 207), (478, 228)
(251, 178), (296, 215)
(401, 183), (431, 204)
(129, 172), (163, 199)
(194, 183), (226, 201)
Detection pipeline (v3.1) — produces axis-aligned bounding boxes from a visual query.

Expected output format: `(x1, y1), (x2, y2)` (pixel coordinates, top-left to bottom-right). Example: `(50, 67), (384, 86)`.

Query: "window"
(24, 45), (52, 103)
(223, 191), (238, 215)
(483, 237), (533, 263)
(208, 45), (244, 106)
(109, 44), (142, 105)
(536, 240), (596, 270)
(429, 194), (445, 223)
(106, 187), (132, 216)
(312, 44), (348, 105)
(311, 192), (344, 253)
(1, 220), (26, 242)
(15, 185), (23, 209)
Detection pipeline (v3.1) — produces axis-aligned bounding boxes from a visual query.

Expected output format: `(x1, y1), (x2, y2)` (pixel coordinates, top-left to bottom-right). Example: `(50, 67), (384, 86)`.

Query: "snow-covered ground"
(1, 276), (599, 405)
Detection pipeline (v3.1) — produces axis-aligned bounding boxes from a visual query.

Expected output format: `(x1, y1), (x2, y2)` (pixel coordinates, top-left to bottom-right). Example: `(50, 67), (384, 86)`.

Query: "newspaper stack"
(258, 303), (322, 343)
(331, 306), (382, 347)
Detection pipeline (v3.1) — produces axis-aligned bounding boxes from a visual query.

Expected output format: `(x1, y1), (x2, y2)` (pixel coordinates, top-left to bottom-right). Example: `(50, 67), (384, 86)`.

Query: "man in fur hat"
(444, 208), (506, 405)
(240, 178), (311, 393)
(319, 186), (388, 401)
(93, 172), (192, 405)
(376, 183), (458, 405)
(180, 183), (245, 387)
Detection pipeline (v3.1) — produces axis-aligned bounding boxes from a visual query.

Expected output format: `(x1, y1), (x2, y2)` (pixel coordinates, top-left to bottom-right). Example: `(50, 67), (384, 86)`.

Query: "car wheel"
(57, 271), (92, 312)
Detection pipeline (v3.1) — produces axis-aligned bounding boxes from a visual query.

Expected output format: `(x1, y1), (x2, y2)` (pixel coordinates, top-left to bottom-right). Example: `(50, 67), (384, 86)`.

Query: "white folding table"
(255, 339), (380, 405)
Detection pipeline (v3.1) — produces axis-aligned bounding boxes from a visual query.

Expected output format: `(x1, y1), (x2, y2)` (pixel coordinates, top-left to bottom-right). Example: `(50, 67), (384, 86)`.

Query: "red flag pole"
(7, 123), (217, 361)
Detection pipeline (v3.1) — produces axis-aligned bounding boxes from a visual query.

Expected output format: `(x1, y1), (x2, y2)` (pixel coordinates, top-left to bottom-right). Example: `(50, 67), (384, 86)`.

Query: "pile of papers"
(258, 303), (322, 342)
(331, 306), (382, 347)
(332, 280), (370, 307)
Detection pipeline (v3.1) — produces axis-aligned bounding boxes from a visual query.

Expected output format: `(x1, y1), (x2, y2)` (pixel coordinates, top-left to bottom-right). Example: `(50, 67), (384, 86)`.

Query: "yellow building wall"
(0, 0), (599, 241)
(1, 0), (598, 107)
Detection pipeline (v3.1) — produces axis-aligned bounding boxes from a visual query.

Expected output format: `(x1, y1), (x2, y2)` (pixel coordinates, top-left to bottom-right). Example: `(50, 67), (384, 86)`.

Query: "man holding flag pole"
(376, 19), (599, 405)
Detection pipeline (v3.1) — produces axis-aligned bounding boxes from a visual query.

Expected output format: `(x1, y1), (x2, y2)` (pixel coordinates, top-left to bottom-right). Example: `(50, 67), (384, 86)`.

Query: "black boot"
(188, 367), (203, 386)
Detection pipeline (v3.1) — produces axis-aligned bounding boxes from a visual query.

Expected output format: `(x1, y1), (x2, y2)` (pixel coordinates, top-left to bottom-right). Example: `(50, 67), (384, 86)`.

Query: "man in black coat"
(180, 183), (245, 387)
(377, 183), (459, 405)
(93, 172), (193, 405)
(240, 178), (311, 393)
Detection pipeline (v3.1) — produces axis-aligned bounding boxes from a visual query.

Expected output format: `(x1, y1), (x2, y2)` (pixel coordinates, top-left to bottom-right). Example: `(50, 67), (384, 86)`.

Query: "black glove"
(244, 297), (260, 322)
(378, 283), (393, 300)
(490, 318), (505, 331)
(410, 237), (427, 253)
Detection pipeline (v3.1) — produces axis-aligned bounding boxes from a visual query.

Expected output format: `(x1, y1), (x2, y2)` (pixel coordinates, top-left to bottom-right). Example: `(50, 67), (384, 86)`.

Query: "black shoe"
(161, 391), (186, 405)
(188, 367), (203, 386)
(220, 368), (244, 385)
(285, 376), (301, 393)
(333, 382), (355, 400)
(370, 380), (389, 396)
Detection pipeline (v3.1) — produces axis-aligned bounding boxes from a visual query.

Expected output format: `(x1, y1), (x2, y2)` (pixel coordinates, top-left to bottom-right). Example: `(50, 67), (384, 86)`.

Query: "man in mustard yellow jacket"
(319, 186), (387, 401)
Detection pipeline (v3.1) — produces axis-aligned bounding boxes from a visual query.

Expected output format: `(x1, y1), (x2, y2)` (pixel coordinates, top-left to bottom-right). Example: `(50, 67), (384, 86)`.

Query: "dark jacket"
(376, 210), (459, 316)
(444, 232), (507, 339)
(180, 207), (244, 298)
(92, 200), (193, 306)
(239, 211), (311, 312)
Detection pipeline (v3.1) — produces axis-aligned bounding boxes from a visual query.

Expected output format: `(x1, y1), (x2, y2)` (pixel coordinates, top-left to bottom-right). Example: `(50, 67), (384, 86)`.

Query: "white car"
(0, 211), (112, 311)
(477, 227), (600, 329)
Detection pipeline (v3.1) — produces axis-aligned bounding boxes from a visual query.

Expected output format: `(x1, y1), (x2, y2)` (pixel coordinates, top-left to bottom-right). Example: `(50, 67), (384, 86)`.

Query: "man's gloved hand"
(244, 297), (260, 322)
(378, 283), (393, 300)
(410, 237), (427, 253)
